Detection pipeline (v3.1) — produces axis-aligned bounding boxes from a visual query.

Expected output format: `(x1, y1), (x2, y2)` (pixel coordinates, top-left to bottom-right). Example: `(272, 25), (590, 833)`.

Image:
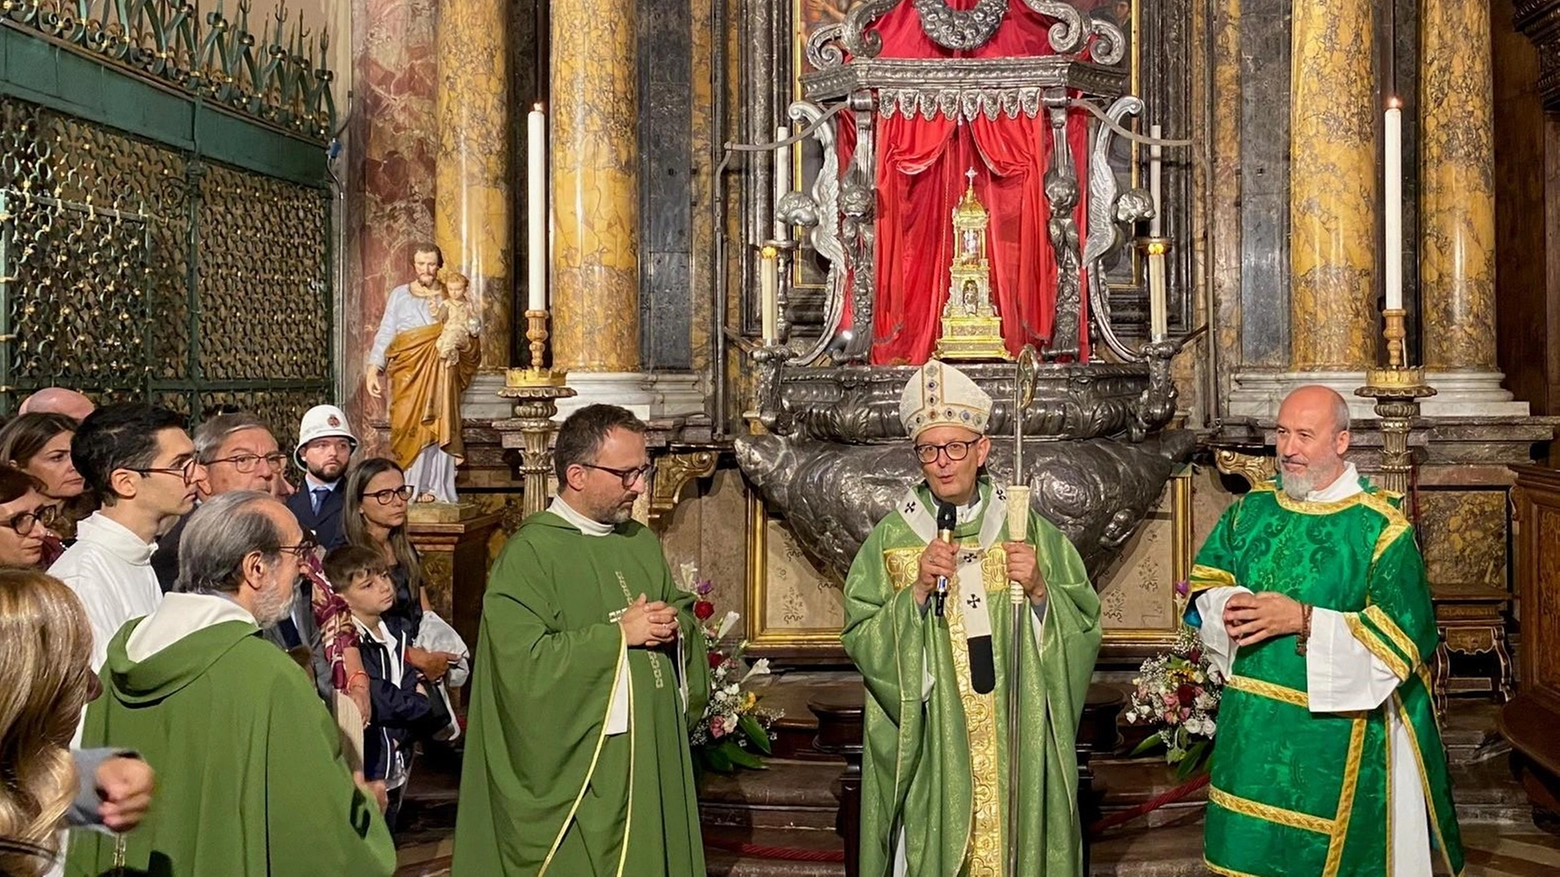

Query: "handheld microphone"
(934, 501), (957, 617)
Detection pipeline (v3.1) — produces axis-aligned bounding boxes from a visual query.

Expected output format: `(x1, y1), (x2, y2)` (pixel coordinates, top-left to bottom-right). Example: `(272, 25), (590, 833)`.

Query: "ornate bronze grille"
(0, 96), (332, 440)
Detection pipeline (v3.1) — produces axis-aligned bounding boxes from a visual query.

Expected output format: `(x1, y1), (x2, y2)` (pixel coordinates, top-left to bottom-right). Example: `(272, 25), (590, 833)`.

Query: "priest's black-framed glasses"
(579, 462), (656, 487)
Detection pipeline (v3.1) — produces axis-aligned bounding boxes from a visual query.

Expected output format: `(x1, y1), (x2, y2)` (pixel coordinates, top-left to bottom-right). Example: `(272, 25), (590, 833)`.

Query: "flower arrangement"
(677, 564), (781, 774)
(1125, 618), (1224, 779)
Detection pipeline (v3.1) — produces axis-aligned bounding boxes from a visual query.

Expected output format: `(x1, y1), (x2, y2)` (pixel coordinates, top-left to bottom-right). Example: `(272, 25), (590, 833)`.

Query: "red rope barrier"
(704, 835), (847, 862)
(1087, 771), (1211, 837)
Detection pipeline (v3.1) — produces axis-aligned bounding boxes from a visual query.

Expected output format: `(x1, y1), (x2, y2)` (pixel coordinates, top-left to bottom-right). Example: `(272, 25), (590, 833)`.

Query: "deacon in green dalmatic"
(1187, 385), (1463, 877)
(842, 360), (1102, 877)
(453, 404), (710, 877)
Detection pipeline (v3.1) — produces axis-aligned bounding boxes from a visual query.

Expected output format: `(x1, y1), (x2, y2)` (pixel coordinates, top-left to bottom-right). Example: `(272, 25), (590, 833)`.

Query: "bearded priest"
(842, 360), (1102, 877)
(1187, 385), (1464, 877)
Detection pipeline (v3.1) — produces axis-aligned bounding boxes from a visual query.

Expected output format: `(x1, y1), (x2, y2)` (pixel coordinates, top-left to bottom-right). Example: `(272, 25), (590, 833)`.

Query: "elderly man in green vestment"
(66, 490), (396, 877)
(453, 404), (710, 876)
(843, 360), (1102, 877)
(1187, 385), (1464, 877)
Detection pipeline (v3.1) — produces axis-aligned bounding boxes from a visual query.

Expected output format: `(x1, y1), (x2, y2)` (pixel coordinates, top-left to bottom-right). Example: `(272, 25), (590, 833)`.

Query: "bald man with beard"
(1187, 385), (1463, 877)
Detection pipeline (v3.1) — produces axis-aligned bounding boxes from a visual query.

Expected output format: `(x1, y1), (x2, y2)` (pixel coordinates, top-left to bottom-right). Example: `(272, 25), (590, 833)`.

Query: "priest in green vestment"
(453, 404), (710, 877)
(1187, 385), (1464, 877)
(843, 360), (1103, 877)
(66, 491), (396, 877)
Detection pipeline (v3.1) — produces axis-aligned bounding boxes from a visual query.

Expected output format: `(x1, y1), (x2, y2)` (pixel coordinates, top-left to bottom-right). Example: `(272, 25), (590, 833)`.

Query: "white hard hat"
(294, 404), (358, 467)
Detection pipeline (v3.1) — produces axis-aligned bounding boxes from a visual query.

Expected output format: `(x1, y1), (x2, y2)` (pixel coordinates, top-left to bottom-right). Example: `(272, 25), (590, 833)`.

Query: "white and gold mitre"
(898, 359), (992, 440)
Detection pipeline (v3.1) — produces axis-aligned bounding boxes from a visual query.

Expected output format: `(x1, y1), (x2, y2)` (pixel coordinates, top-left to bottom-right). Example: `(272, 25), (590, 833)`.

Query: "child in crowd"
(325, 545), (442, 831)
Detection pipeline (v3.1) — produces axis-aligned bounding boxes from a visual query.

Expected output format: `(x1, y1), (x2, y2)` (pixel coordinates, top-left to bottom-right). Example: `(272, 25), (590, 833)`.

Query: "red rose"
(694, 600), (715, 621)
(1188, 647), (1203, 665)
(1176, 683), (1198, 708)
(708, 651), (726, 669)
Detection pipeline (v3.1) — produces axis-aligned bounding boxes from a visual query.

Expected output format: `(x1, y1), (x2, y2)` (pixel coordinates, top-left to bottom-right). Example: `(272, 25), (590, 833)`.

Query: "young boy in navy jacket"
(325, 545), (442, 830)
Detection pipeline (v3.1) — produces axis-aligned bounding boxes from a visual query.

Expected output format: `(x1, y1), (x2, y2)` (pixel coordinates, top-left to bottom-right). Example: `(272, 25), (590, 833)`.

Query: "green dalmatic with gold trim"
(1187, 477), (1464, 877)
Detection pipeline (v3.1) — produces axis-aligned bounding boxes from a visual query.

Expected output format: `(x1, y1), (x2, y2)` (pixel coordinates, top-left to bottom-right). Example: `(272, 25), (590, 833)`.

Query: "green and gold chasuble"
(843, 477), (1102, 877)
(452, 511), (710, 876)
(1188, 477), (1464, 877)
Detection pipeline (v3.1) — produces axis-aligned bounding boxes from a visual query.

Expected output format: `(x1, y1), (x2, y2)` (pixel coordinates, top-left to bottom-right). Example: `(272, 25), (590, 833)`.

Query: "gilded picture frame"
(1096, 463), (1193, 662)
(744, 488), (849, 658)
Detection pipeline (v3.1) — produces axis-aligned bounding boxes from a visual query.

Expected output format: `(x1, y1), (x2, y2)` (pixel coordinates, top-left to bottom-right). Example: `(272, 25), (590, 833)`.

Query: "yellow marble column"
(1420, 0), (1496, 372)
(1288, 0), (1377, 370)
(550, 0), (640, 373)
(435, 0), (512, 371)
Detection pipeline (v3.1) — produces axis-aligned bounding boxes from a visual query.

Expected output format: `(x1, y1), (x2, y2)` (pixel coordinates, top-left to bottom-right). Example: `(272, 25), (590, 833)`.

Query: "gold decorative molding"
(647, 451), (718, 530)
(745, 489), (848, 655)
(1100, 464), (1192, 658)
(1214, 449), (1276, 489)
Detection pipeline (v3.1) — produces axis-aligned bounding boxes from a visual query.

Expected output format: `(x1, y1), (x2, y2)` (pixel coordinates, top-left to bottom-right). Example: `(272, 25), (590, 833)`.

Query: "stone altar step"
(700, 758), (845, 832)
(705, 824), (846, 877)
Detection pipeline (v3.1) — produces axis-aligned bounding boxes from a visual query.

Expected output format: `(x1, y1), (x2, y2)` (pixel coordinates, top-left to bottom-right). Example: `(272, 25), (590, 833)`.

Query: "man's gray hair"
(174, 490), (284, 595)
(193, 412), (274, 463)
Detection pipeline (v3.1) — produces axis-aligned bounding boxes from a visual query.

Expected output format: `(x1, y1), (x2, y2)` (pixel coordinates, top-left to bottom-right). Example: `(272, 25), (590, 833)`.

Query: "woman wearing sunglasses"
(344, 458), (457, 682)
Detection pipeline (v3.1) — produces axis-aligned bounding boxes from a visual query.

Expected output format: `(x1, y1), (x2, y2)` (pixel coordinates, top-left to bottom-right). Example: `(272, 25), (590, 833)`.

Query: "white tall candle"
(1148, 123), (1163, 237)
(774, 126), (791, 241)
(1384, 100), (1403, 311)
(527, 104), (547, 312)
(1148, 249), (1168, 341)
(760, 247), (778, 344)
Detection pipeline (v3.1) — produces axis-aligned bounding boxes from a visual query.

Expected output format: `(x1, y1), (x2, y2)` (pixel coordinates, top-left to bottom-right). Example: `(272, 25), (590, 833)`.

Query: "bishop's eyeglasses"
(913, 440), (976, 465)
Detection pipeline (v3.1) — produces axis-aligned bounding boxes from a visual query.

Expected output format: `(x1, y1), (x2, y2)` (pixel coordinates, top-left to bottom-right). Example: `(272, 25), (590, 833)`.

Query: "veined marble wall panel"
(1237, 0), (1290, 368)
(1417, 489), (1509, 591)
(661, 468), (751, 637)
(346, 0), (437, 454)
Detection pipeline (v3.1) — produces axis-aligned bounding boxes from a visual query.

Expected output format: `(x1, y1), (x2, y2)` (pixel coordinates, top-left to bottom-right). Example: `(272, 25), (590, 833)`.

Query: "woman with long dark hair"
(0, 570), (96, 877)
(0, 413), (88, 543)
(344, 458), (455, 681)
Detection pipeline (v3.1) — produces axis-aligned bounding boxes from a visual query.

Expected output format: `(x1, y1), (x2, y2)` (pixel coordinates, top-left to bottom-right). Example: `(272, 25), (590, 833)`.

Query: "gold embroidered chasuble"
(843, 478), (1102, 876)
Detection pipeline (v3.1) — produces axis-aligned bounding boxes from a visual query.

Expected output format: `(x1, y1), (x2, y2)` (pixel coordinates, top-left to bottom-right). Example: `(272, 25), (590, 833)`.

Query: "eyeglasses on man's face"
(580, 462), (655, 488)
(208, 452), (289, 474)
(130, 457), (201, 484)
(277, 531), (320, 562)
(1, 504), (59, 535)
(913, 440), (976, 465)
(365, 484), (415, 505)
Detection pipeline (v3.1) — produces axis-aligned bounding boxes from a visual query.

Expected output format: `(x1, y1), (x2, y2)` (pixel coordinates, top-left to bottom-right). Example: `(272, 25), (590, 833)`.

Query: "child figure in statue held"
(434, 271), (481, 365)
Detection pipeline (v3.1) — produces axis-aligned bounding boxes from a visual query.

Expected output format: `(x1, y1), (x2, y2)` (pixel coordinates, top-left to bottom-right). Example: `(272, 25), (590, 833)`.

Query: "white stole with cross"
(897, 483), (1008, 650)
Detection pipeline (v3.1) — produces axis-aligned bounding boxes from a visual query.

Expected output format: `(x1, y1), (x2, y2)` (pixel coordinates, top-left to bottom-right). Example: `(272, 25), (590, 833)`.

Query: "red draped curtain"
(856, 0), (1091, 365)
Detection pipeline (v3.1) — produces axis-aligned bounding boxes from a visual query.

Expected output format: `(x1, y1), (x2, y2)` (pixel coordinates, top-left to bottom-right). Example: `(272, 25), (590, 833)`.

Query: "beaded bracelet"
(1295, 603), (1314, 656)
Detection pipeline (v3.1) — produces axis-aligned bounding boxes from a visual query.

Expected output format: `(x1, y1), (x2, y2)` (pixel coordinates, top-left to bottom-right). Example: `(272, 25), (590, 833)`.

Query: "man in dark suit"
(286, 404), (358, 551)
